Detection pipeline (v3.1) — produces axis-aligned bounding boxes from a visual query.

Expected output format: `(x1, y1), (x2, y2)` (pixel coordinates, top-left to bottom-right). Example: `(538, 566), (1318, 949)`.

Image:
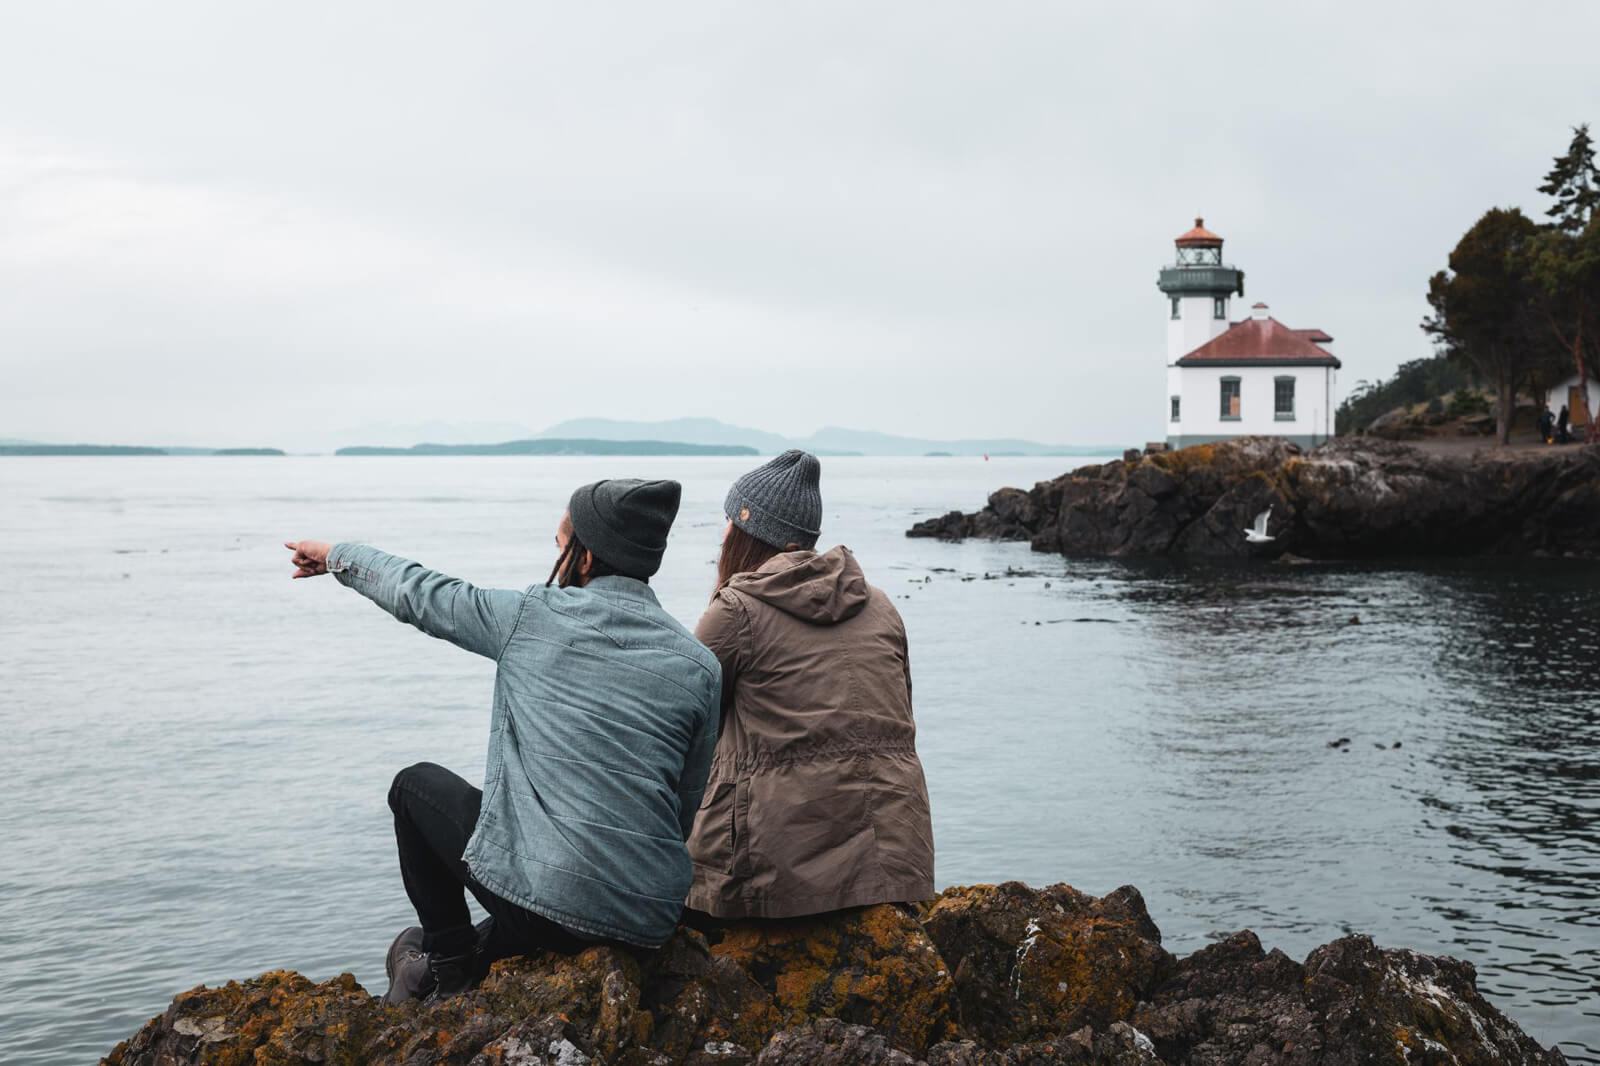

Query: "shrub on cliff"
(1334, 354), (1475, 436)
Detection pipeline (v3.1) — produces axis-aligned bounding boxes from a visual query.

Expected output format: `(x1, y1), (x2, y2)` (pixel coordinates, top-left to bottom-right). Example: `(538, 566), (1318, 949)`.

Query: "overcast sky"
(2, 2), (1596, 448)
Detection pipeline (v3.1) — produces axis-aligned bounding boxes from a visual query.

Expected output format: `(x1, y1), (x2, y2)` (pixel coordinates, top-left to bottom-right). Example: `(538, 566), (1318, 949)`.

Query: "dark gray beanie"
(568, 478), (681, 579)
(725, 450), (822, 550)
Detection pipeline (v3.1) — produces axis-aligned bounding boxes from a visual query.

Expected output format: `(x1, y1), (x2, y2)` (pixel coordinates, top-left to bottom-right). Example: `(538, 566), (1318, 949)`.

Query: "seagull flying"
(1243, 506), (1275, 544)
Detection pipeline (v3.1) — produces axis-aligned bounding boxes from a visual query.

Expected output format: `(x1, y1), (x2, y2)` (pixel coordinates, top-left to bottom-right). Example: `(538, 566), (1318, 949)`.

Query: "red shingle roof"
(1293, 327), (1334, 343)
(1175, 217), (1223, 247)
(1177, 317), (1341, 367)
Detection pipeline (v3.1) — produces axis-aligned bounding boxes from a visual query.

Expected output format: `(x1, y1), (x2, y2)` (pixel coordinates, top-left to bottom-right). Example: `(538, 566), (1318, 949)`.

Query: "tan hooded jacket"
(686, 546), (935, 918)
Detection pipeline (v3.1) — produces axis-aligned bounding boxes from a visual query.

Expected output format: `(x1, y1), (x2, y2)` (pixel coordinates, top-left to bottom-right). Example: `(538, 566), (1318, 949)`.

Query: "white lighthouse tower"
(1159, 218), (1242, 365)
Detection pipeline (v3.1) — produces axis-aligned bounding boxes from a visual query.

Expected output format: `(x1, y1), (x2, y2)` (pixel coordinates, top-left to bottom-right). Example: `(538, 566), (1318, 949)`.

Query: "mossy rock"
(709, 903), (958, 1053)
(921, 883), (1173, 1046)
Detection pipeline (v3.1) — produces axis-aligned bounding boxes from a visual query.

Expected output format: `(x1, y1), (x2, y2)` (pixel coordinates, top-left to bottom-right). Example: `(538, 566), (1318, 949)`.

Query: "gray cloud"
(2, 1), (1596, 448)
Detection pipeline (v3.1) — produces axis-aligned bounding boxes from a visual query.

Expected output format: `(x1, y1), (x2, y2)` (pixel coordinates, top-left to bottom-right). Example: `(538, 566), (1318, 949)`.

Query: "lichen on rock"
(920, 883), (1171, 1047)
(708, 902), (957, 1051)
(100, 882), (1568, 1066)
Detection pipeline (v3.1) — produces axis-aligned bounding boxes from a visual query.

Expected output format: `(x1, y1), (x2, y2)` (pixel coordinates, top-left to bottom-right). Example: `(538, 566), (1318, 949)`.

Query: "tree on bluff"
(1538, 123), (1599, 234)
(1423, 208), (1565, 445)
(1530, 123), (1600, 442)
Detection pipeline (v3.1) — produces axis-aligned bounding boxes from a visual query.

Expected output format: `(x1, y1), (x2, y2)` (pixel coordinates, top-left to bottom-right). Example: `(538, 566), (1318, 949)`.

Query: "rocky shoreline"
(907, 437), (1600, 559)
(103, 881), (1567, 1065)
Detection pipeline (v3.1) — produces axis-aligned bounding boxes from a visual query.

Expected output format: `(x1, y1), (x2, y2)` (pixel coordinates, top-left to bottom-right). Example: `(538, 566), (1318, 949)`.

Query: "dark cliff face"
(907, 438), (1600, 559)
(101, 881), (1567, 1066)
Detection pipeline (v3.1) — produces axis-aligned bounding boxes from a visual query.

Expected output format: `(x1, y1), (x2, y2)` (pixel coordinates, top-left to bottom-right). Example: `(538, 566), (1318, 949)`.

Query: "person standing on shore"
(685, 451), (935, 923)
(284, 478), (720, 1004)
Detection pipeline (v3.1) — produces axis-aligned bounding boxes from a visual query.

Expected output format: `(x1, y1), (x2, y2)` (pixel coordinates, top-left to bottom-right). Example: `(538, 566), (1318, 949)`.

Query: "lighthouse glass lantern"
(1157, 218), (1243, 343)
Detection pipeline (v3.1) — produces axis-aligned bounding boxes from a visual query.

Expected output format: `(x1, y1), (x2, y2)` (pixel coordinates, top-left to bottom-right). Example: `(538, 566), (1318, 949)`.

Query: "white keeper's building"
(1159, 219), (1340, 449)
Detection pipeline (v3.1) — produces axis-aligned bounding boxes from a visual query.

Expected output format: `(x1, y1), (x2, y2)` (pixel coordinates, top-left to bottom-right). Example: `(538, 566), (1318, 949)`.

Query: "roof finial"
(1195, 216), (1204, 227)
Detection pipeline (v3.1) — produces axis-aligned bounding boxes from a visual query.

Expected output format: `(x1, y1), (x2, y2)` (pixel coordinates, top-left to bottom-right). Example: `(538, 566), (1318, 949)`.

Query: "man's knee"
(389, 761), (447, 813)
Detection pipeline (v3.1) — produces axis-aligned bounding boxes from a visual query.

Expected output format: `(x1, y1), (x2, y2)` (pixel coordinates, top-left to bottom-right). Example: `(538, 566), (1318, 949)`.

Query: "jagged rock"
(908, 487), (1041, 543)
(707, 904), (957, 1051)
(974, 488), (1037, 541)
(468, 1014), (596, 1065)
(906, 510), (977, 541)
(634, 925), (779, 1062)
(925, 1022), (1161, 1065)
(100, 883), (1567, 1066)
(1131, 930), (1565, 1066)
(908, 436), (1600, 558)
(756, 1019), (921, 1065)
(103, 970), (382, 1066)
(920, 883), (1171, 1046)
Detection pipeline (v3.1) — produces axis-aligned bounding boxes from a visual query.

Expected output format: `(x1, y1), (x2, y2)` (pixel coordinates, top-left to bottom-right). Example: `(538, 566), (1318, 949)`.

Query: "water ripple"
(1, 459), (1595, 1063)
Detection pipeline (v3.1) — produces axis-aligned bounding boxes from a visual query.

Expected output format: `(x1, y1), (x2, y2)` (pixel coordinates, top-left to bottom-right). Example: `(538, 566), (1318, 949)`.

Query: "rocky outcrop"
(102, 882), (1567, 1066)
(907, 437), (1600, 558)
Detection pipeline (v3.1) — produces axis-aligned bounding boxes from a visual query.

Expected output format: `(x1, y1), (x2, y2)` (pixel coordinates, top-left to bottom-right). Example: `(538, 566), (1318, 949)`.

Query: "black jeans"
(387, 761), (592, 963)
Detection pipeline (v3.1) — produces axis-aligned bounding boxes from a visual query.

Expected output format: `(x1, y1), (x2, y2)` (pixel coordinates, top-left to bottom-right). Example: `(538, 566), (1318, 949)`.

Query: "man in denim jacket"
(286, 478), (720, 1003)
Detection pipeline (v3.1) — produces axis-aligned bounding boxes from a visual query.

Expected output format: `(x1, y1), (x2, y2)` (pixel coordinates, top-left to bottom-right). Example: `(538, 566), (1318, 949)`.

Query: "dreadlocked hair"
(546, 529), (624, 588)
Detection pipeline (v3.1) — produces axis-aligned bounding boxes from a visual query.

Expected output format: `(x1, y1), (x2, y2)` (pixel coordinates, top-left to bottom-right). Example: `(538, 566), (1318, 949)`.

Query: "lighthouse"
(1158, 218), (1341, 449)
(1158, 218), (1244, 364)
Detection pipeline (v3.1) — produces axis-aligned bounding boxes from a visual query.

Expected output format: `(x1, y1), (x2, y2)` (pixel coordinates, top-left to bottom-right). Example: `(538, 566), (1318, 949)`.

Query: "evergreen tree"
(1530, 123), (1600, 441)
(1538, 124), (1600, 233)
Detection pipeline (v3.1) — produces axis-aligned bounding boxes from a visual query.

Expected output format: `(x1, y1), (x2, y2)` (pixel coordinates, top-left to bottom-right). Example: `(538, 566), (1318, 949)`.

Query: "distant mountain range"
(532, 418), (1115, 457)
(336, 439), (756, 457)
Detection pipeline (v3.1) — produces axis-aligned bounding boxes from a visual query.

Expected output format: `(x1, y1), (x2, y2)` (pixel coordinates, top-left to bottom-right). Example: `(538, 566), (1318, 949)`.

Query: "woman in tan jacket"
(685, 450), (935, 919)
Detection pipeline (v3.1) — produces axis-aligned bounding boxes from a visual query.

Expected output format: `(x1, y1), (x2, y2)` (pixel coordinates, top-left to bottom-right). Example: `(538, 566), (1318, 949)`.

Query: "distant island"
(5, 417), (1127, 458)
(334, 438), (758, 457)
(0, 444), (165, 456)
(0, 444), (285, 456)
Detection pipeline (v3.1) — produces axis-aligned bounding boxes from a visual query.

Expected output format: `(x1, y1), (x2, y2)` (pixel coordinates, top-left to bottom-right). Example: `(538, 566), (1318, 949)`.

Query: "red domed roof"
(1175, 217), (1223, 247)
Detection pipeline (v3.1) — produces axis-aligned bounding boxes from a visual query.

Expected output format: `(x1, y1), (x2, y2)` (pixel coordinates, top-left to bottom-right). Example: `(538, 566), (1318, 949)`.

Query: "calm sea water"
(1, 456), (1595, 1064)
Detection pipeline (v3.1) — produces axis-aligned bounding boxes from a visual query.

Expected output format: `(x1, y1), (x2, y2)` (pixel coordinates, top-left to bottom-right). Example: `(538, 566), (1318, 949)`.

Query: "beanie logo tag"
(739, 507), (751, 522)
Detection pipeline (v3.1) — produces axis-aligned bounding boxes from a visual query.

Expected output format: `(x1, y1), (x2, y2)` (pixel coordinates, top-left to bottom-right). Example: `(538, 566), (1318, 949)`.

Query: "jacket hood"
(726, 546), (870, 625)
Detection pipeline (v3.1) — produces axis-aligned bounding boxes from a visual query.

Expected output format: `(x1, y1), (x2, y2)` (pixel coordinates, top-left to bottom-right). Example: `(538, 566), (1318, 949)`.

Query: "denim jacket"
(329, 544), (721, 947)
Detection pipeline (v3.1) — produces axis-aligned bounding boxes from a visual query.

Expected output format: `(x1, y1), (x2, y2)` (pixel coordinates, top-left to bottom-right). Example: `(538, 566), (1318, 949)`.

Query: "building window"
(1275, 376), (1296, 420)
(1170, 395), (1180, 422)
(1213, 297), (1226, 319)
(1220, 377), (1241, 420)
(1170, 296), (1180, 320)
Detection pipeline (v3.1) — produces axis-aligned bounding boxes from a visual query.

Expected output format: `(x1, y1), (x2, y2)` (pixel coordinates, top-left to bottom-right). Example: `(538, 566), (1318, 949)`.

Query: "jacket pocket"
(688, 781), (737, 875)
(733, 777), (752, 878)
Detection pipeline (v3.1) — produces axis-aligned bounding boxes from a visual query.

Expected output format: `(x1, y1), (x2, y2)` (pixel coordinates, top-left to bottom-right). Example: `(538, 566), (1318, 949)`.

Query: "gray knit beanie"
(725, 450), (822, 550)
(568, 478), (681, 579)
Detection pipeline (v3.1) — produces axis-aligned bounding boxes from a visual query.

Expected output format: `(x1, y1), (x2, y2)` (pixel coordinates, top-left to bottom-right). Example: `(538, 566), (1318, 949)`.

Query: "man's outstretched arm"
(286, 540), (523, 661)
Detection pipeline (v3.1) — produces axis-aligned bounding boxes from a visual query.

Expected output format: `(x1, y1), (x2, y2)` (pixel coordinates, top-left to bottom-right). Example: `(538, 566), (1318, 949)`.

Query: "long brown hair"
(715, 523), (801, 593)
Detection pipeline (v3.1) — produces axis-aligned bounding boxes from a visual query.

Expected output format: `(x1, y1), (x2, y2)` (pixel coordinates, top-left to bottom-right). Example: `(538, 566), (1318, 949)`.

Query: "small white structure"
(1158, 219), (1340, 449)
(1543, 372), (1597, 436)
